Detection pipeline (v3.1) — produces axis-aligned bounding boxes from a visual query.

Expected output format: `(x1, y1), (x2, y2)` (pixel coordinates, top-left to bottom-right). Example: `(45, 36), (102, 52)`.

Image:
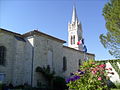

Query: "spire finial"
(71, 0), (78, 23)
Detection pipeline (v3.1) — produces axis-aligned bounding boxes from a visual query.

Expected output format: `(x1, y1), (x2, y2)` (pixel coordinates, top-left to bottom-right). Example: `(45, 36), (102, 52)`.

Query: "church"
(0, 6), (95, 87)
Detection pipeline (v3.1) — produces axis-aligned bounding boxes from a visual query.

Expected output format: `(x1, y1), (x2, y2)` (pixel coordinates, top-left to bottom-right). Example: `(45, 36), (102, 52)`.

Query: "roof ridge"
(0, 28), (22, 36)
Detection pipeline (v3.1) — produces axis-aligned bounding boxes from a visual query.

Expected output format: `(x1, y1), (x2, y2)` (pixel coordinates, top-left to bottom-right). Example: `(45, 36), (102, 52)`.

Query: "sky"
(0, 0), (116, 60)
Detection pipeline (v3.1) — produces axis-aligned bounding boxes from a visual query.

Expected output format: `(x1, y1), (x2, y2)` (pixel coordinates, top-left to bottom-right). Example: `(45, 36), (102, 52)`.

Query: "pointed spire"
(71, 5), (78, 23)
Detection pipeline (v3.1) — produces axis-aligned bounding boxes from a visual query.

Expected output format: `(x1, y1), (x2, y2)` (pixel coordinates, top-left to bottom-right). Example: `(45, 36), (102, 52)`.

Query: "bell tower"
(68, 5), (83, 51)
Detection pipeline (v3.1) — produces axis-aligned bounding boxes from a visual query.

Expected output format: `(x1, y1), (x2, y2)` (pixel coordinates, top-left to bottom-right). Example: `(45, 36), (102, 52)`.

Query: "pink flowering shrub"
(66, 60), (113, 90)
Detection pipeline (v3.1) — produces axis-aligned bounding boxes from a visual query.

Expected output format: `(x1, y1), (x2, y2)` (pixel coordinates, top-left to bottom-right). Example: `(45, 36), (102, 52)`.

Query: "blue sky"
(0, 0), (115, 60)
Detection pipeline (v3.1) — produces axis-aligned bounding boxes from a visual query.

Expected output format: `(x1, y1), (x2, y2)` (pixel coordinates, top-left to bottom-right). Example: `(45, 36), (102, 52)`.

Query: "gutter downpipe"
(31, 35), (34, 87)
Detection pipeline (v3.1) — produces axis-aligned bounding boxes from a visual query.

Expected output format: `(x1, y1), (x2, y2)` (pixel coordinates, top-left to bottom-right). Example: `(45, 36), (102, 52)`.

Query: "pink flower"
(100, 72), (104, 74)
(92, 62), (95, 64)
(90, 62), (95, 64)
(99, 64), (106, 68)
(105, 68), (109, 70)
(109, 68), (112, 70)
(98, 77), (102, 80)
(92, 70), (97, 74)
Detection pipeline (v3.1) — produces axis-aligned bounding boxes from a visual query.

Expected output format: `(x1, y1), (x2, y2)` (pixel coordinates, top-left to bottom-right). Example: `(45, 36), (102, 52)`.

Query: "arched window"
(73, 35), (75, 44)
(72, 36), (74, 45)
(78, 59), (81, 66)
(71, 36), (72, 45)
(0, 46), (6, 65)
(63, 56), (67, 71)
(47, 50), (53, 71)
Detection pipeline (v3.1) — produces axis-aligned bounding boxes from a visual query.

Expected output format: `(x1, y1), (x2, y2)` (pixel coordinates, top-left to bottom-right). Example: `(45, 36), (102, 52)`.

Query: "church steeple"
(68, 5), (83, 51)
(71, 5), (78, 23)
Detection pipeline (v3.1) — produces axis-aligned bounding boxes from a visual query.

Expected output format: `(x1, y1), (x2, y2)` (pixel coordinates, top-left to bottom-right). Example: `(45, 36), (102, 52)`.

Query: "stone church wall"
(0, 30), (95, 87)
(62, 46), (84, 78)
(62, 46), (95, 78)
(0, 33), (17, 85)
(12, 38), (26, 86)
(0, 33), (33, 86)
(23, 36), (34, 86)
(32, 35), (63, 87)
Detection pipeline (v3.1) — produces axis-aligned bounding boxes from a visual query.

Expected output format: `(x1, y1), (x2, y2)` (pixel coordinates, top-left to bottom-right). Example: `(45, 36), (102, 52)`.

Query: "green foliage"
(36, 65), (55, 89)
(66, 60), (110, 90)
(36, 65), (55, 81)
(36, 66), (67, 90)
(100, 0), (120, 58)
(110, 83), (120, 90)
(0, 83), (2, 90)
(52, 76), (67, 90)
(115, 83), (120, 89)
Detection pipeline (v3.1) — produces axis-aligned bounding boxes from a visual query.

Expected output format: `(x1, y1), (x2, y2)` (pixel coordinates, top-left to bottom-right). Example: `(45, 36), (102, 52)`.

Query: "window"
(78, 59), (81, 66)
(47, 50), (53, 71)
(72, 36), (74, 45)
(0, 73), (5, 82)
(0, 46), (6, 65)
(73, 35), (75, 44)
(63, 56), (67, 71)
(71, 36), (72, 45)
(71, 35), (75, 45)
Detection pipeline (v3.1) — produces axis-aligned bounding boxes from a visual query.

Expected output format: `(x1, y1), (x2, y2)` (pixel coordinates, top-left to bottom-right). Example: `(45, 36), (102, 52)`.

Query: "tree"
(100, 0), (120, 58)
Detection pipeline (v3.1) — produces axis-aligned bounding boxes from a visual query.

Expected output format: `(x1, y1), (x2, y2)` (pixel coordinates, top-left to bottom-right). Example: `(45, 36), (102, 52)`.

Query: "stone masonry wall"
(62, 46), (95, 79)
(0, 33), (16, 85)
(32, 35), (63, 87)
(12, 39), (26, 86)
(0, 32), (95, 87)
